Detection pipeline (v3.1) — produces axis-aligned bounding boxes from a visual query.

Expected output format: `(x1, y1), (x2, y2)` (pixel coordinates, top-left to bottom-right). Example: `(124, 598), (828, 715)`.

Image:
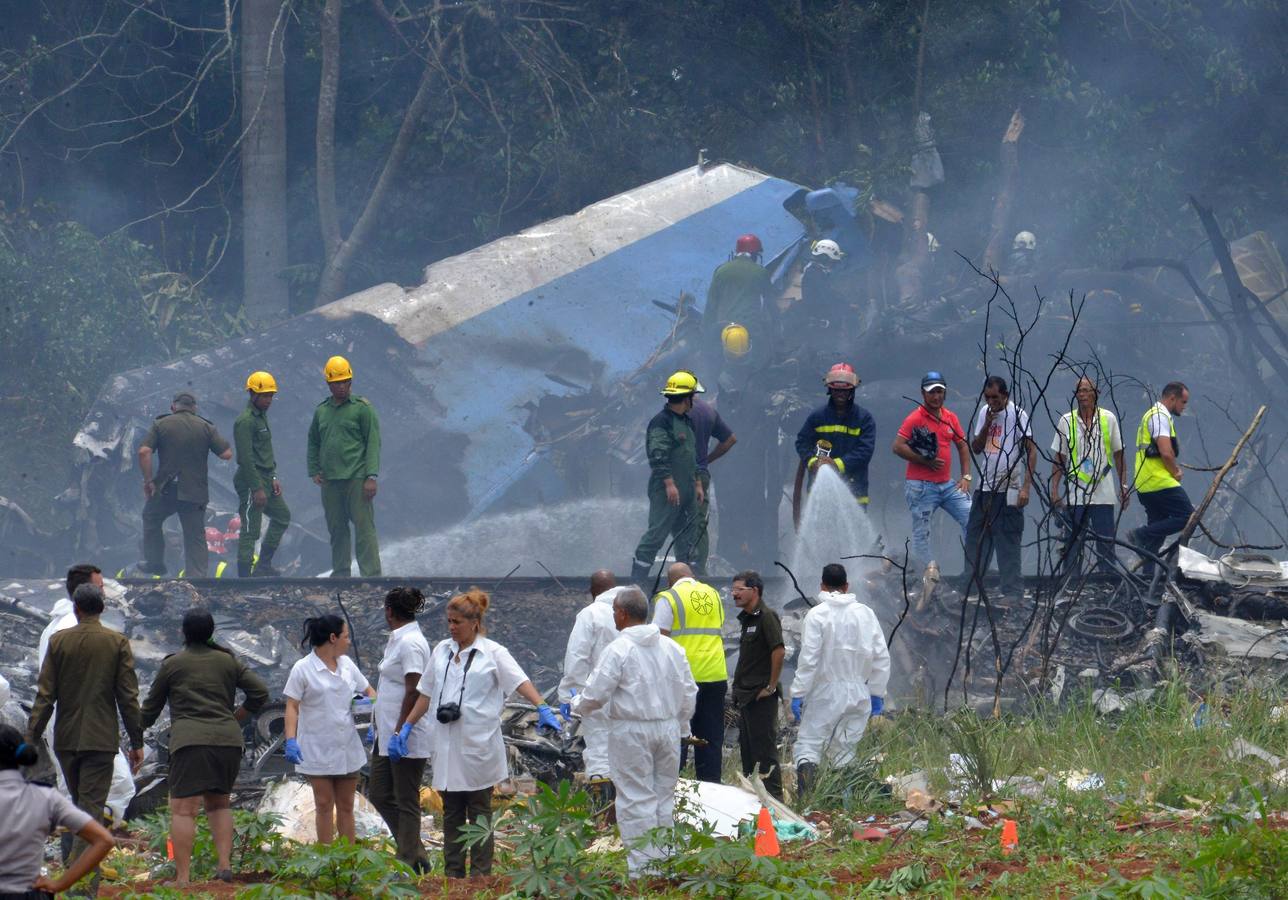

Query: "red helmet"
(226, 515), (242, 533)
(734, 234), (763, 256)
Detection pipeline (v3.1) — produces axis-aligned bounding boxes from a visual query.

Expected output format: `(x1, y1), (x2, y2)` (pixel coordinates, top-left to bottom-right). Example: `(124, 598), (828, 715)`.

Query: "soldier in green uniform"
(137, 391), (233, 577)
(307, 356), (382, 577)
(28, 582), (143, 895)
(234, 371), (291, 577)
(630, 371), (706, 580)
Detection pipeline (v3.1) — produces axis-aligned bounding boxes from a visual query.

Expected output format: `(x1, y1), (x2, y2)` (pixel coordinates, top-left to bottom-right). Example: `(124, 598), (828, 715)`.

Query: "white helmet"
(1013, 230), (1037, 251)
(926, 232), (940, 253)
(812, 238), (844, 261)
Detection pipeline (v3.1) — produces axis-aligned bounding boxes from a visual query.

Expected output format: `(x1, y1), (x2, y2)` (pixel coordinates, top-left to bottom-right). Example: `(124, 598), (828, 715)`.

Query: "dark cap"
(920, 371), (947, 391)
(172, 391), (197, 408)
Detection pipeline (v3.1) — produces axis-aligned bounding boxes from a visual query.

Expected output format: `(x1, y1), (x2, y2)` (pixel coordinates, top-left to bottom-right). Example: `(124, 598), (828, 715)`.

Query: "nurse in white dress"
(283, 614), (375, 843)
(395, 589), (563, 878)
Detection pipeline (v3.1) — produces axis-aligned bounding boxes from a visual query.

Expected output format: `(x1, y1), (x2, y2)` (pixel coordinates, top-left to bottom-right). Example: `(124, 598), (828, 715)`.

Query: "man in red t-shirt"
(892, 372), (972, 568)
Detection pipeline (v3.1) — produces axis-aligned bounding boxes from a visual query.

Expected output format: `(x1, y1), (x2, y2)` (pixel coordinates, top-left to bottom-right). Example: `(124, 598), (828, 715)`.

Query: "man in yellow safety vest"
(1128, 382), (1193, 576)
(651, 562), (727, 783)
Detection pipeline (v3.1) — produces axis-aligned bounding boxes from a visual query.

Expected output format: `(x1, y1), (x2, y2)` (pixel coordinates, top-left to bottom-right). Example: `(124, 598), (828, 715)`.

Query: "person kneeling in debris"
(282, 614), (375, 844)
(141, 609), (269, 884)
(572, 586), (697, 879)
(369, 587), (434, 873)
(0, 725), (115, 897)
(394, 589), (562, 879)
(790, 563), (890, 797)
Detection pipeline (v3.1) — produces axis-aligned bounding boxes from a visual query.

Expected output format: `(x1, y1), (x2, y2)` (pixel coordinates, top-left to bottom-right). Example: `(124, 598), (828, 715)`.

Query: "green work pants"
(320, 478), (381, 576)
(57, 750), (115, 897)
(368, 753), (429, 870)
(691, 470), (712, 574)
(235, 475), (291, 569)
(142, 481), (207, 577)
(633, 478), (700, 568)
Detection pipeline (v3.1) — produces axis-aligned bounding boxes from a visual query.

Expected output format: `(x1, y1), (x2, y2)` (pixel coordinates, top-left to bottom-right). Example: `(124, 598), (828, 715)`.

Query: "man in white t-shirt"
(1050, 377), (1128, 576)
(964, 376), (1036, 599)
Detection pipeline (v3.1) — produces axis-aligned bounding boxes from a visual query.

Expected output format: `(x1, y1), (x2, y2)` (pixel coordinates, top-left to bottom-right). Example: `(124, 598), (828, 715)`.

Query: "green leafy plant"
(458, 780), (616, 899)
(135, 810), (292, 881)
(646, 817), (828, 900)
(241, 838), (416, 899)
(862, 862), (932, 896)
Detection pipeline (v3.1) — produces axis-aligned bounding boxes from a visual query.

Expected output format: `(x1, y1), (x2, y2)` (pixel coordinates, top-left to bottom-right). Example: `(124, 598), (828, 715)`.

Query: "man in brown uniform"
(137, 391), (233, 577)
(28, 583), (143, 895)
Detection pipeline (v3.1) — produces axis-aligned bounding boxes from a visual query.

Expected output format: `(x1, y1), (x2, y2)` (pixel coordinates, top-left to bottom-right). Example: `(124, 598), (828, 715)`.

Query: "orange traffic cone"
(1000, 819), (1018, 856)
(754, 806), (780, 857)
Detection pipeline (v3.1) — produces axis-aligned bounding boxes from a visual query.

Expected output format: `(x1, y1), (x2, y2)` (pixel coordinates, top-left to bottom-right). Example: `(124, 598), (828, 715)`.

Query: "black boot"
(254, 550), (280, 577)
(237, 560), (253, 578)
(630, 558), (652, 581)
(796, 761), (817, 799)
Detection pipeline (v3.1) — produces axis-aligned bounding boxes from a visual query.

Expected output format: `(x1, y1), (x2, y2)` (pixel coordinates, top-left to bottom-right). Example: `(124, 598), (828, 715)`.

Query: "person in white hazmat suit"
(557, 570), (623, 795)
(790, 562), (890, 796)
(572, 586), (697, 878)
(38, 565), (136, 829)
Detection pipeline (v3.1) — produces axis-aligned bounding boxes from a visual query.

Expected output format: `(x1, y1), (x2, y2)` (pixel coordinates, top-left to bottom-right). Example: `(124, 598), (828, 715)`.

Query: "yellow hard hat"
(323, 355), (353, 383)
(246, 371), (278, 394)
(660, 371), (705, 397)
(721, 322), (751, 358)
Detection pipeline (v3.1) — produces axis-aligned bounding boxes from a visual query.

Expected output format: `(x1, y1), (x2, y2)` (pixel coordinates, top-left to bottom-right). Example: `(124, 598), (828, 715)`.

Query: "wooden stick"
(1174, 405), (1267, 552)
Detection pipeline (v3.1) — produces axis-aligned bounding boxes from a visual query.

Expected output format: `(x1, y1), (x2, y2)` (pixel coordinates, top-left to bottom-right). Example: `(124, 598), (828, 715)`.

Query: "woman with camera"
(369, 587), (433, 872)
(141, 609), (269, 884)
(282, 614), (375, 844)
(391, 588), (562, 879)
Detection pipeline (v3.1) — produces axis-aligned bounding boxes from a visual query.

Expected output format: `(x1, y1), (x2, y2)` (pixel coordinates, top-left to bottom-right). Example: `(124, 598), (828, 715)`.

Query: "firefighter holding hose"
(792, 363), (877, 528)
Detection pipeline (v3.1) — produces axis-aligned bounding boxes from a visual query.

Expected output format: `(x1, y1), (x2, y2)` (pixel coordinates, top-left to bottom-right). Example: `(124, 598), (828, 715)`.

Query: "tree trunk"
(315, 0), (342, 267)
(240, 0), (290, 325)
(982, 109), (1024, 274)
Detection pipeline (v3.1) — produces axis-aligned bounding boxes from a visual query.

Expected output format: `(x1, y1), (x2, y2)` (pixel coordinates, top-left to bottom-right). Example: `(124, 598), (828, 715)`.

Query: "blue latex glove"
(284, 738), (303, 764)
(870, 696), (885, 716)
(365, 722), (376, 745)
(536, 704), (562, 733)
(388, 723), (413, 762)
(791, 698), (803, 724)
(559, 688), (576, 723)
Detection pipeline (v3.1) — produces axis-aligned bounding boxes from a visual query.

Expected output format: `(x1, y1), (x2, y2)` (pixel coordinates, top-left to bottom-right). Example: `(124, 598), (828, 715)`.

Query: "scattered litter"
(1048, 665), (1066, 703)
(1270, 706), (1286, 723)
(1183, 612), (1288, 660)
(1225, 738), (1283, 768)
(1092, 687), (1155, 713)
(884, 770), (929, 800)
(903, 789), (941, 814)
(1058, 770), (1106, 792)
(854, 826), (890, 841)
(257, 778), (390, 843)
(586, 835), (623, 854)
(675, 778), (763, 838)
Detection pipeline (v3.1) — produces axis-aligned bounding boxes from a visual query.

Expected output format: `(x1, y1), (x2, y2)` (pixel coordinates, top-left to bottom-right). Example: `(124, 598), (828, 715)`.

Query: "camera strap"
(441, 647), (478, 707)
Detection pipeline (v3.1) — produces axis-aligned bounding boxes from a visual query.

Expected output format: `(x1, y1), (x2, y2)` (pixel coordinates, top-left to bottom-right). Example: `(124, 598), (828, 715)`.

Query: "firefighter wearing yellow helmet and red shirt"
(307, 356), (382, 577)
(631, 372), (706, 580)
(234, 371), (291, 577)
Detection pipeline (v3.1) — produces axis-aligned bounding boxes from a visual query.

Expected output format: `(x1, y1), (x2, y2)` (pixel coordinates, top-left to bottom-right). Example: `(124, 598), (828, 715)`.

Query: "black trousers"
(682, 680), (727, 783)
(964, 489), (1024, 596)
(441, 787), (493, 878)
(368, 754), (428, 869)
(1136, 486), (1194, 574)
(737, 693), (782, 800)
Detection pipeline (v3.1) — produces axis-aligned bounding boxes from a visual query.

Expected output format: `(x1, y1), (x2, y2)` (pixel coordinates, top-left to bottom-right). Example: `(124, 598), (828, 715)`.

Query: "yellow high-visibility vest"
(657, 579), (727, 682)
(1134, 404), (1180, 494)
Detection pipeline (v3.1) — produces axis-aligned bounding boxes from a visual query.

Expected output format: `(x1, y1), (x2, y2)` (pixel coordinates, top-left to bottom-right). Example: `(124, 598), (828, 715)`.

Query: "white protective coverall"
(38, 599), (137, 825)
(791, 591), (890, 767)
(574, 624), (697, 877)
(558, 586), (624, 778)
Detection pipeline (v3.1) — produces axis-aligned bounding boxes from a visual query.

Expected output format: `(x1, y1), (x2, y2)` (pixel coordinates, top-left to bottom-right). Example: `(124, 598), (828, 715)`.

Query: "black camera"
(436, 703), (462, 724)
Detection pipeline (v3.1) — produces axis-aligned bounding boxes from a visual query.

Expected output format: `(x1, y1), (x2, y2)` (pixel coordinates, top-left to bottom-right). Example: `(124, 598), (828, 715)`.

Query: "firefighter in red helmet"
(703, 234), (776, 378)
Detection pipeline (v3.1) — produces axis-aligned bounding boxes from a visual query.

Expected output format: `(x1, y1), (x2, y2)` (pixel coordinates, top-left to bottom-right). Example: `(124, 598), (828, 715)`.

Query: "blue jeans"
(904, 479), (972, 565)
(1059, 504), (1117, 576)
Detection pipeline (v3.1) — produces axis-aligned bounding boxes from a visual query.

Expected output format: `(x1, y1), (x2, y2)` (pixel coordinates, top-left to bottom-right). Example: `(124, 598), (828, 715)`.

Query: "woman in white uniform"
(394, 588), (562, 878)
(369, 587), (433, 871)
(282, 614), (374, 843)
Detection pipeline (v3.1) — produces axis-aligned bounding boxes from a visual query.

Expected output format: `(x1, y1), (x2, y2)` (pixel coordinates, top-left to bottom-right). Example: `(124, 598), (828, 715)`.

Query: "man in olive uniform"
(234, 371), (291, 577)
(307, 356), (382, 576)
(28, 583), (143, 895)
(630, 372), (705, 580)
(138, 391), (233, 577)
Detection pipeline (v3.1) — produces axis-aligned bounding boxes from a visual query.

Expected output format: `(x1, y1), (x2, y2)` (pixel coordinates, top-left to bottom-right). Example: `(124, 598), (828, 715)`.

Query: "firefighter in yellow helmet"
(234, 371), (291, 576)
(307, 356), (382, 576)
(631, 372), (706, 580)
